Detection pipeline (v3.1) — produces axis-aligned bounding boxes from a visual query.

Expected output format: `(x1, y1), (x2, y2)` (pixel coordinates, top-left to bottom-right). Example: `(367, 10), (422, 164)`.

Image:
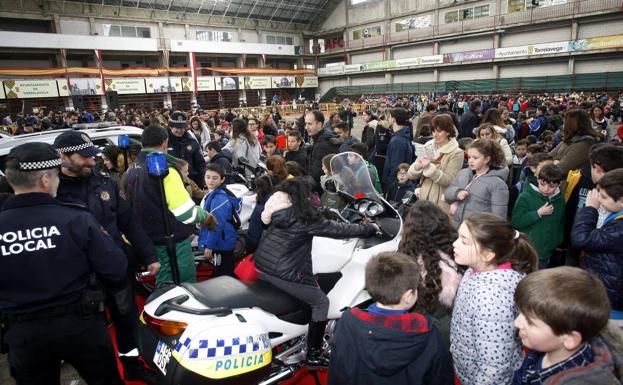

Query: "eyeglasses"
(398, 172), (408, 176)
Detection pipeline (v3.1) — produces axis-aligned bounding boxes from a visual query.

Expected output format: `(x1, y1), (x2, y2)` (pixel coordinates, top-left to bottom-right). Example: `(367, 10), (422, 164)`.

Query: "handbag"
(234, 254), (258, 281)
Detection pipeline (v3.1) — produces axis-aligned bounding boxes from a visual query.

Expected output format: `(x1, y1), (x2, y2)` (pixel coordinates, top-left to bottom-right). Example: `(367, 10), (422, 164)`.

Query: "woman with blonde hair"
(476, 123), (513, 165)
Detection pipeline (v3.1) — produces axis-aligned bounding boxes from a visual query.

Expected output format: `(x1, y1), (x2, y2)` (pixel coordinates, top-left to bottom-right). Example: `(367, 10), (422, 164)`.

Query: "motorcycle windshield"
(329, 152), (379, 199)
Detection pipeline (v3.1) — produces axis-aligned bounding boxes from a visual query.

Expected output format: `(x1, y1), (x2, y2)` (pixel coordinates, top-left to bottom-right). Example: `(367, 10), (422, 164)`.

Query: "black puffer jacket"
(309, 129), (340, 193)
(255, 207), (376, 286)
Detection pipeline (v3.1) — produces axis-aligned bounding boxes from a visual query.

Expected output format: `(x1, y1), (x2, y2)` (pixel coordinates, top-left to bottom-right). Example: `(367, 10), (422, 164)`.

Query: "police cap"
(169, 110), (188, 129)
(53, 131), (101, 158)
(6, 142), (62, 171)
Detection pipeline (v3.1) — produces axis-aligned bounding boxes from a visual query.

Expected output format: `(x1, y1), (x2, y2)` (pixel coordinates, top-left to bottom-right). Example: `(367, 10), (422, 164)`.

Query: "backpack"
(222, 187), (243, 230)
(512, 102), (520, 112)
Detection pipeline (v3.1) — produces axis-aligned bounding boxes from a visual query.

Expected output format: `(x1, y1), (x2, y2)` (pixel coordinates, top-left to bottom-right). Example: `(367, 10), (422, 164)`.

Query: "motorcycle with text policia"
(137, 152), (402, 385)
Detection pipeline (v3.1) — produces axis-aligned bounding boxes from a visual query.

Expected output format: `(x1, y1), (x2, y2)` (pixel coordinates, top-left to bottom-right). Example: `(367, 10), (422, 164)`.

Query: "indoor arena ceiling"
(76, 0), (339, 28)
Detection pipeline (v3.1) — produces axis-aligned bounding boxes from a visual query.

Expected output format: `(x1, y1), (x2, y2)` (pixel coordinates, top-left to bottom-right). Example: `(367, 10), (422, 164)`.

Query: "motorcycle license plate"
(153, 340), (172, 375)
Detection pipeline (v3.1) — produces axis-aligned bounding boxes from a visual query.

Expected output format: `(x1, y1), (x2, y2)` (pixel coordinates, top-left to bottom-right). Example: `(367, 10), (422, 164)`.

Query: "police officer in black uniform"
(53, 131), (160, 383)
(167, 110), (207, 188)
(0, 142), (126, 385)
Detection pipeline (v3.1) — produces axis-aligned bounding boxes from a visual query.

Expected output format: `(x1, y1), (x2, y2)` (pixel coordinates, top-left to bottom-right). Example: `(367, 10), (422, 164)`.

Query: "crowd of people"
(1, 89), (623, 385)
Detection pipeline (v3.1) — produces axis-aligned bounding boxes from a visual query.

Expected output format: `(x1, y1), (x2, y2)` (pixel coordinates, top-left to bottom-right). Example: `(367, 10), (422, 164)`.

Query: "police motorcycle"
(136, 152), (402, 385)
(134, 157), (266, 297)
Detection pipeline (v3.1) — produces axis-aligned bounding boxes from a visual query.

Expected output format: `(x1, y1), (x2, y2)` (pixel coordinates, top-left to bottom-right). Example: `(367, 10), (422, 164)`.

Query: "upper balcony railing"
(322, 0), (623, 53)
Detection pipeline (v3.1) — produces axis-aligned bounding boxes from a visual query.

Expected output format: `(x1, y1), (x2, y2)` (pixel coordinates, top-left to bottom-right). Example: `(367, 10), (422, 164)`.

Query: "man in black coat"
(434, 99), (460, 131)
(338, 98), (357, 130)
(458, 99), (481, 139)
(167, 111), (207, 188)
(305, 110), (340, 193)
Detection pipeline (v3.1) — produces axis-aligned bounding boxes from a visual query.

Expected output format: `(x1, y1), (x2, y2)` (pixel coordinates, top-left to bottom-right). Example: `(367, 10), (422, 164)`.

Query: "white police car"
(0, 123), (144, 176)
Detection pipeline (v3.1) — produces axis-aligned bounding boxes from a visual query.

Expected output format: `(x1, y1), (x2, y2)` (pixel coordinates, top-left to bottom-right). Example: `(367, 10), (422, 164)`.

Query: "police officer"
(53, 131), (160, 383)
(168, 110), (207, 189)
(0, 142), (126, 385)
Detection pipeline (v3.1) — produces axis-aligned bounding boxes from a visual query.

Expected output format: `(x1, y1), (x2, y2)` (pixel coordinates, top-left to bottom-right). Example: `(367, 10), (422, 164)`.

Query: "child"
(385, 163), (416, 206)
(572, 169), (623, 319)
(175, 159), (206, 203)
(451, 213), (538, 385)
(348, 142), (383, 194)
(444, 139), (509, 226)
(513, 266), (622, 385)
(512, 164), (565, 268)
(518, 152), (554, 192)
(198, 164), (240, 277)
(512, 139), (528, 166)
(254, 178), (378, 366)
(214, 129), (229, 147)
(320, 153), (346, 210)
(457, 137), (474, 169)
(328, 252), (454, 385)
(262, 134), (282, 158)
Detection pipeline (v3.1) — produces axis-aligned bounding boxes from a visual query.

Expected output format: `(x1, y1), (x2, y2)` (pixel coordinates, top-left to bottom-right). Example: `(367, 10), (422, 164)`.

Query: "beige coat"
(408, 138), (464, 212)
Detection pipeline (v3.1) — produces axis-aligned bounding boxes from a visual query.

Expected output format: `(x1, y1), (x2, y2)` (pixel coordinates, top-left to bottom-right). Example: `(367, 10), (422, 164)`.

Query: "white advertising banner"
(104, 78), (146, 95)
(396, 57), (422, 67)
(169, 77), (194, 92)
(145, 77), (174, 93)
(56, 78), (70, 97)
(271, 76), (296, 88)
(69, 78), (104, 96)
(3, 79), (59, 99)
(243, 76), (271, 90)
(343, 64), (363, 73)
(531, 41), (568, 55)
(496, 45), (531, 58)
(419, 55), (444, 65)
(197, 76), (217, 91)
(295, 76), (318, 88)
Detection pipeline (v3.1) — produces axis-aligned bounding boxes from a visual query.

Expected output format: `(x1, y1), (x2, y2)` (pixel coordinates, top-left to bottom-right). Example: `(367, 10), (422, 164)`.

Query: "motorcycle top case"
(176, 323), (271, 379)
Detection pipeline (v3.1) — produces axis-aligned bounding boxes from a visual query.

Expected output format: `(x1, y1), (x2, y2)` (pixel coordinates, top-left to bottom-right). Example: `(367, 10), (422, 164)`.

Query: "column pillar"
(433, 41), (440, 55)
(237, 57), (247, 107)
(385, 72), (393, 85)
(89, 17), (96, 35)
(568, 58), (575, 75)
(433, 69), (440, 82)
(184, 24), (190, 39)
(493, 64), (500, 79)
(189, 52), (198, 108)
(258, 56), (267, 106)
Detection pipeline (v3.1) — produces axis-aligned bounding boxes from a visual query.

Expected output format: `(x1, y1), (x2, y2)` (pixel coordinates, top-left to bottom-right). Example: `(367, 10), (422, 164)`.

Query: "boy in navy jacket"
(328, 252), (453, 385)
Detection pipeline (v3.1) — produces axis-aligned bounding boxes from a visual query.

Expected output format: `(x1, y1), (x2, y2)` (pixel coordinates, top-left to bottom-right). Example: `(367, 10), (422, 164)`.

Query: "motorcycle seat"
(181, 276), (311, 325)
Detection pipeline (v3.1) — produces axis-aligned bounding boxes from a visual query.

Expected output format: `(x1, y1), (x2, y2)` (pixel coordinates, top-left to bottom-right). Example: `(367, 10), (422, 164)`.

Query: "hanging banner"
(343, 64), (363, 73)
(69, 78), (104, 95)
(496, 45), (531, 58)
(569, 34), (623, 52)
(531, 41), (568, 55)
(197, 76), (217, 91)
(104, 78), (146, 94)
(170, 77), (195, 92)
(295, 76), (318, 88)
(271, 76), (295, 88)
(444, 49), (495, 63)
(420, 55), (444, 65)
(216, 76), (239, 91)
(243, 76), (271, 90)
(145, 77), (174, 93)
(56, 78), (70, 97)
(3, 79), (59, 99)
(363, 60), (396, 71)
